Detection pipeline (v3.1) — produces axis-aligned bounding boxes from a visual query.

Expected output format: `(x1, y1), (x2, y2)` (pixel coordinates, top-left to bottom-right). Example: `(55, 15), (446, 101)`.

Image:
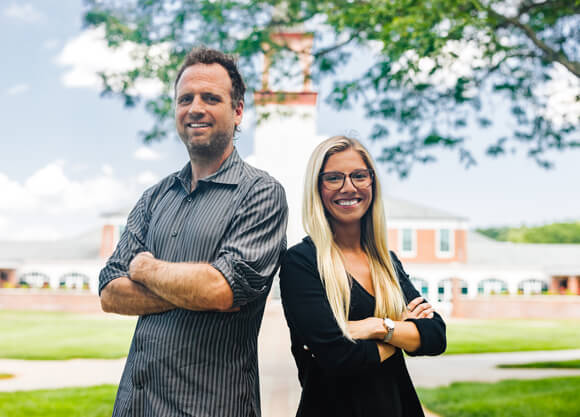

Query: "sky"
(0, 1), (579, 241)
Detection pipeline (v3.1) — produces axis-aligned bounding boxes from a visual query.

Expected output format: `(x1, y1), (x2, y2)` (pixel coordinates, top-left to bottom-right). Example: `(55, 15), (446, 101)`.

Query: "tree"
(477, 222), (580, 243)
(83, 0), (580, 176)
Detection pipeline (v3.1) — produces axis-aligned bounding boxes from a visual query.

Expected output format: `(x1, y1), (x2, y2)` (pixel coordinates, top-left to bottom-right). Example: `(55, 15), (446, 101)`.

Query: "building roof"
(384, 196), (468, 221)
(0, 228), (101, 264)
(466, 231), (580, 274)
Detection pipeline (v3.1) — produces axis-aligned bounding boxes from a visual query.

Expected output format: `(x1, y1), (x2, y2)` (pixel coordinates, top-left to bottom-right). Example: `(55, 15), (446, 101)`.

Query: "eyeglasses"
(319, 169), (374, 191)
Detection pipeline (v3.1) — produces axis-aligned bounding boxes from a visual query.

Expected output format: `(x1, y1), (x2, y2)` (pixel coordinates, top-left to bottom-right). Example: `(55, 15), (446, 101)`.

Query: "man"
(99, 47), (288, 417)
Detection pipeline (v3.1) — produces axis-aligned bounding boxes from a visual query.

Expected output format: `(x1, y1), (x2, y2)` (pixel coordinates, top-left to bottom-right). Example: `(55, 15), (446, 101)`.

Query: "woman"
(280, 136), (446, 417)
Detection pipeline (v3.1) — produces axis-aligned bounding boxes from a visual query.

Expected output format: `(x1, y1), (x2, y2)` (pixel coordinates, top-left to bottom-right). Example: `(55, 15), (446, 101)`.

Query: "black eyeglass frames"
(319, 169), (374, 191)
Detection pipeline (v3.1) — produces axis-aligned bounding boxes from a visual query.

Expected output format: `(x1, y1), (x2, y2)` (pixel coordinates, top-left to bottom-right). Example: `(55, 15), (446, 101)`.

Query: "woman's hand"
(402, 296), (434, 320)
(347, 317), (386, 340)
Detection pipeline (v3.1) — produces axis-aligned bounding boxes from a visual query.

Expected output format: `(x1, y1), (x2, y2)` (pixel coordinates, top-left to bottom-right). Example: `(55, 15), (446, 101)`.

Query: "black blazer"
(280, 236), (446, 417)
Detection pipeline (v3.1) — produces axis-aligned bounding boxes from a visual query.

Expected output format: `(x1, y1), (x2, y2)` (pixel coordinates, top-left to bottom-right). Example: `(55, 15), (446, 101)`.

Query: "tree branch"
(313, 32), (360, 58)
(517, 0), (577, 18)
(488, 10), (580, 77)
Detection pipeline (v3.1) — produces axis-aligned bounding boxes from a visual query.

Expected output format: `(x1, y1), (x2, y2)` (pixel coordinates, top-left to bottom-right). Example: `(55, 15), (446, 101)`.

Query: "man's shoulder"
(238, 159), (282, 188)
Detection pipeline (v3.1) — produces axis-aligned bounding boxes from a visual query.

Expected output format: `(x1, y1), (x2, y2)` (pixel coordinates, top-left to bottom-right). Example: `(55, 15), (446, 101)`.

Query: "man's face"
(175, 63), (244, 160)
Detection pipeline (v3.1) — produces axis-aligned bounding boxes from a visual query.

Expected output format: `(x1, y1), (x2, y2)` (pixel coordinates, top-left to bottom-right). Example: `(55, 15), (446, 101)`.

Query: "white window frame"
(436, 228), (454, 258)
(398, 228), (417, 257)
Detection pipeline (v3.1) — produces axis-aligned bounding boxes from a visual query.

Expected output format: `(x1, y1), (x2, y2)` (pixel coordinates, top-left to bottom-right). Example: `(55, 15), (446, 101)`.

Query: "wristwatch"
(383, 318), (395, 343)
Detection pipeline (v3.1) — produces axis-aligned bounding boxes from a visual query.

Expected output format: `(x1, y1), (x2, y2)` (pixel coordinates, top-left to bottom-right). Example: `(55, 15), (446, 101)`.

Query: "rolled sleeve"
(280, 245), (381, 376)
(390, 251), (447, 356)
(98, 191), (152, 294)
(211, 179), (288, 307)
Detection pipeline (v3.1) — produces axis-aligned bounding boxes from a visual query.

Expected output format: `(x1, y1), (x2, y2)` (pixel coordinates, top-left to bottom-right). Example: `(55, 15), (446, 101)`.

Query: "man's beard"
(184, 130), (232, 161)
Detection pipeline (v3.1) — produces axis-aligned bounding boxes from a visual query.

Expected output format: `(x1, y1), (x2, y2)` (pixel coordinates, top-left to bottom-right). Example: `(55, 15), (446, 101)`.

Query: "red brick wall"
(392, 229), (467, 264)
(0, 289), (102, 313)
(100, 224), (115, 259)
(452, 295), (580, 319)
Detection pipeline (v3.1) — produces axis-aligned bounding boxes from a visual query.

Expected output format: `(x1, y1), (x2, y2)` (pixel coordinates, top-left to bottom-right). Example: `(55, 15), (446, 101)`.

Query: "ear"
(233, 100), (244, 126)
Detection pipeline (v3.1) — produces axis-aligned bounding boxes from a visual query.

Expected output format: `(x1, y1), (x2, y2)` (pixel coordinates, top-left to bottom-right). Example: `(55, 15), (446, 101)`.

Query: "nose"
(339, 175), (357, 192)
(188, 96), (205, 117)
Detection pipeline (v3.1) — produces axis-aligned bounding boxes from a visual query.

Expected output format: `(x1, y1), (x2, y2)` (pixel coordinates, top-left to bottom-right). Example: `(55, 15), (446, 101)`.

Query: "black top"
(99, 150), (288, 417)
(279, 237), (446, 417)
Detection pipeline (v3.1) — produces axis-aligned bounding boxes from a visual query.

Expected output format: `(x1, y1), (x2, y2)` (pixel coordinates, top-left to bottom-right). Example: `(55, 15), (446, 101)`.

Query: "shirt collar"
(174, 148), (243, 190)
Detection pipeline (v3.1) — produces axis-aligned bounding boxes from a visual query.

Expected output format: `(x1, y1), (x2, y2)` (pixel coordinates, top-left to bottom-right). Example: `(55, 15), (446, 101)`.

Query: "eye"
(203, 93), (220, 104)
(178, 94), (192, 104)
(351, 170), (370, 181)
(322, 173), (344, 183)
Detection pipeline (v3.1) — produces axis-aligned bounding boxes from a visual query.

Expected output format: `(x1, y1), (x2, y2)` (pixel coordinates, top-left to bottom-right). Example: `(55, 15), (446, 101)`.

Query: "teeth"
(187, 123), (210, 128)
(337, 199), (359, 206)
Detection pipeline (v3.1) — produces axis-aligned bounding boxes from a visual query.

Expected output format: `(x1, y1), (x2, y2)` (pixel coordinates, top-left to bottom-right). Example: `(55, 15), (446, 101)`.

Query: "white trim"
(436, 228), (455, 258)
(388, 219), (468, 230)
(398, 228), (417, 258)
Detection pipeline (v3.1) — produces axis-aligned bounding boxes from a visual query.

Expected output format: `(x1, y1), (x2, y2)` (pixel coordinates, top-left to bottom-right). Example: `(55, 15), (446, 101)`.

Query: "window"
(410, 277), (429, 299)
(399, 228), (416, 257)
(437, 278), (468, 302)
(436, 229), (454, 258)
(478, 279), (508, 295)
(19, 272), (50, 288)
(518, 279), (548, 295)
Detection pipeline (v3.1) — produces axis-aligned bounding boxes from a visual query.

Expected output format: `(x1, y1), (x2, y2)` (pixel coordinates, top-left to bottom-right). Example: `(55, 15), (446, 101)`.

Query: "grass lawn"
(0, 310), (136, 360)
(1, 311), (579, 359)
(418, 376), (580, 417)
(498, 359), (580, 369)
(445, 319), (580, 354)
(0, 385), (116, 417)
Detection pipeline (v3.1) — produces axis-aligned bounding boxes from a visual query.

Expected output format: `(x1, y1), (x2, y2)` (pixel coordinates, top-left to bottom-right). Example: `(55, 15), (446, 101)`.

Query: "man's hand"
(129, 251), (156, 282)
(402, 296), (434, 320)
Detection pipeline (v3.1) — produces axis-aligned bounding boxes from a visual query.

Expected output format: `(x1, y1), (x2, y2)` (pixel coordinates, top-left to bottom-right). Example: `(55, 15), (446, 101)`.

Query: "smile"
(187, 123), (211, 128)
(335, 199), (361, 206)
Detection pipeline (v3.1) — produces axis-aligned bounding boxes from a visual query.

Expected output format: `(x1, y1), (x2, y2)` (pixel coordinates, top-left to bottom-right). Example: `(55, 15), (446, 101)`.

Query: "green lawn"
(1, 311), (579, 360)
(445, 319), (580, 354)
(0, 310), (136, 360)
(498, 359), (580, 369)
(418, 376), (580, 417)
(0, 385), (116, 417)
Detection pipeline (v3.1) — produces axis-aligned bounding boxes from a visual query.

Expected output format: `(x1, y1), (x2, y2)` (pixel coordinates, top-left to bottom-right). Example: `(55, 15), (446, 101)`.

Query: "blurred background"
(1, 1), (579, 416)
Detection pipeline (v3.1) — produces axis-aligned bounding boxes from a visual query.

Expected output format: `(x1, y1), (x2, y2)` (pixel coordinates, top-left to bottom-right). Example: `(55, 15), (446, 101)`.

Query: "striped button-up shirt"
(99, 149), (288, 417)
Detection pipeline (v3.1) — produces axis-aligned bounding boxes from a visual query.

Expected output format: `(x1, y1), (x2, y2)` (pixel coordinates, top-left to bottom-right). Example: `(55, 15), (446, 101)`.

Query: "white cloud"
(3, 3), (43, 22)
(56, 26), (170, 98)
(134, 146), (162, 161)
(137, 171), (159, 186)
(0, 162), (149, 240)
(101, 164), (114, 176)
(6, 83), (30, 96)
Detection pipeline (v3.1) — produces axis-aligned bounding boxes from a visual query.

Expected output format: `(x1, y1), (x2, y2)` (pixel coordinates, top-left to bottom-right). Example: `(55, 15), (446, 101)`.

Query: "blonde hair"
(303, 136), (406, 338)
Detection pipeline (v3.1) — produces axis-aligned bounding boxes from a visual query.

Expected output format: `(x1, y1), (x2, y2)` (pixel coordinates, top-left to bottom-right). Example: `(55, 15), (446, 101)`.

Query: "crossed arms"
(99, 177), (288, 316)
(100, 252), (234, 315)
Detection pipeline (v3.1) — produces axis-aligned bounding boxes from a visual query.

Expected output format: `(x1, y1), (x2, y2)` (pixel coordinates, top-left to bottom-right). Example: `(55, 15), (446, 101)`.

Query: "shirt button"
(171, 231), (178, 237)
(135, 383), (143, 390)
(186, 197), (192, 203)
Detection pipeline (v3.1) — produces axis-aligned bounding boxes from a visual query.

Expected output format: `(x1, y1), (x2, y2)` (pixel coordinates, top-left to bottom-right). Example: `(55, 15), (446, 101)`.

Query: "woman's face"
(319, 148), (373, 228)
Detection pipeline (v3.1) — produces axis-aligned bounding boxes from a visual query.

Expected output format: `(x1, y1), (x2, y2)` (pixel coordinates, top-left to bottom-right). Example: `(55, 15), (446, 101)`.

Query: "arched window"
(59, 273), (91, 290)
(410, 277), (429, 299)
(19, 272), (50, 288)
(518, 279), (548, 295)
(478, 278), (508, 295)
(436, 279), (468, 302)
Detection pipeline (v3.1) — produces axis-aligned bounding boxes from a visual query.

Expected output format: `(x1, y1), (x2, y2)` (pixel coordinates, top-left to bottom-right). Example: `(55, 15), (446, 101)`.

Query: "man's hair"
(174, 46), (246, 109)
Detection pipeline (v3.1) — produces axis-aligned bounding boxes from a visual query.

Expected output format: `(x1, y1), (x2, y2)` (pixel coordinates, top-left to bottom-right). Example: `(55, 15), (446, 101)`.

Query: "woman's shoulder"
(282, 236), (317, 266)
